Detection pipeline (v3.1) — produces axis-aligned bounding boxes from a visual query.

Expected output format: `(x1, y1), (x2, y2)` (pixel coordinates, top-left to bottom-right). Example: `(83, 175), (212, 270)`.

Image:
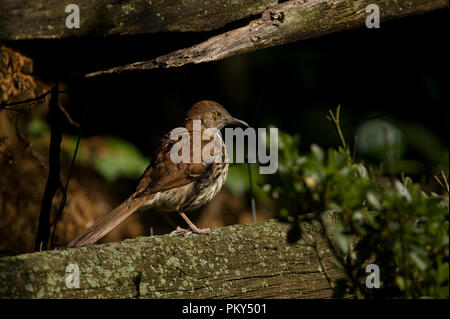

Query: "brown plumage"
(67, 100), (248, 247)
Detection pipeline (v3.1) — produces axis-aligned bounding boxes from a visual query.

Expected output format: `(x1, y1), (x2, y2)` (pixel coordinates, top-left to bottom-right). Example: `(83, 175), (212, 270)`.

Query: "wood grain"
(86, 0), (448, 77)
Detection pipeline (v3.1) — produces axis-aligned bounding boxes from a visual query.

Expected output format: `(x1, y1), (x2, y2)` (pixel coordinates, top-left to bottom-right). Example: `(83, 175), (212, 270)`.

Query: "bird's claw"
(169, 226), (211, 236)
(170, 227), (193, 237)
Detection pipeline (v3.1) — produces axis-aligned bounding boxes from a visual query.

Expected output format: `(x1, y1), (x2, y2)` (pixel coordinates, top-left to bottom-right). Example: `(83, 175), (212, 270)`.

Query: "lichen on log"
(0, 219), (343, 298)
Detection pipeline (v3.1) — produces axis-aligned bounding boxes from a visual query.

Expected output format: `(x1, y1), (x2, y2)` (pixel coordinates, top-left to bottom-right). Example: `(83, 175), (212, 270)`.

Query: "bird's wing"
(68, 126), (222, 247)
(136, 131), (208, 196)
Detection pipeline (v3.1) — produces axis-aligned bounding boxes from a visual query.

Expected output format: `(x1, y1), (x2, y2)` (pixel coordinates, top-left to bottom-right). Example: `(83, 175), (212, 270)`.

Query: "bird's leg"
(178, 212), (211, 235)
(158, 212), (193, 236)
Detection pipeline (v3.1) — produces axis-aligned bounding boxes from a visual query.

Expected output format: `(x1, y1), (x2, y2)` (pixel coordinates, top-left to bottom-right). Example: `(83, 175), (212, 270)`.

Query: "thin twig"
(352, 135), (358, 163)
(34, 85), (64, 251)
(434, 170), (449, 193)
(0, 90), (52, 111)
(49, 132), (81, 245)
(58, 103), (80, 128)
(0, 89), (76, 129)
(327, 105), (349, 155)
(442, 171), (449, 190)
(50, 92), (89, 247)
(434, 175), (445, 190)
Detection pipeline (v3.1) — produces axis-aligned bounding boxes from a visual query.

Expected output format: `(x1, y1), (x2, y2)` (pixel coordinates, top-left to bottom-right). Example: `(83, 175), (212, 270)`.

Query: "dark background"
(0, 5), (448, 253)
(6, 8), (449, 187)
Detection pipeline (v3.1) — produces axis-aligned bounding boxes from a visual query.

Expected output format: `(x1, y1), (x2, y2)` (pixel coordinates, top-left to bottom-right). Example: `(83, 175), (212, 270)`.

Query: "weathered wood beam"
(0, 220), (343, 298)
(0, 0), (277, 40)
(86, 0), (448, 77)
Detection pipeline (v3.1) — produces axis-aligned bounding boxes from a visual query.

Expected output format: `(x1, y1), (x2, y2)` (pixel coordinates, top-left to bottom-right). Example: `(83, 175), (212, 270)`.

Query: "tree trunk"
(0, 219), (344, 298)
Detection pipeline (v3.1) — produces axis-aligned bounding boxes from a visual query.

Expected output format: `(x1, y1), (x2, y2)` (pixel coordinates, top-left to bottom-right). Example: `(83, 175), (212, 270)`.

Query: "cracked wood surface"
(86, 0), (448, 77)
(0, 0), (277, 40)
(0, 219), (343, 298)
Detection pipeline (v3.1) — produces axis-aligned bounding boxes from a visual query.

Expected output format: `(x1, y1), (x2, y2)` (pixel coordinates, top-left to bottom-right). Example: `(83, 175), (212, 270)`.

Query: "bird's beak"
(225, 117), (249, 128)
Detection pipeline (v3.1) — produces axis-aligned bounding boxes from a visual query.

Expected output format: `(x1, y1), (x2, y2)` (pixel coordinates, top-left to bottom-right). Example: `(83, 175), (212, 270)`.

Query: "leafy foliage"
(261, 109), (449, 298)
(88, 138), (149, 183)
(24, 118), (149, 184)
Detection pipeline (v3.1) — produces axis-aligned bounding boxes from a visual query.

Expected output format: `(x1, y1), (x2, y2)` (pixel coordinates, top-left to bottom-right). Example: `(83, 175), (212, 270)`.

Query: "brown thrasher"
(67, 100), (248, 247)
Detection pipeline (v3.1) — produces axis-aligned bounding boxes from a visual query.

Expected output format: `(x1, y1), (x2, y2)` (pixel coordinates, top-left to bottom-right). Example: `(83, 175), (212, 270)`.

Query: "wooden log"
(0, 219), (344, 298)
(0, 0), (277, 40)
(86, 0), (448, 77)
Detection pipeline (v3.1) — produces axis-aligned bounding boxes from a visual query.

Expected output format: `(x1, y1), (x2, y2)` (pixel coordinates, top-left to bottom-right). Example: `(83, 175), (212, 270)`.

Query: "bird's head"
(184, 100), (249, 130)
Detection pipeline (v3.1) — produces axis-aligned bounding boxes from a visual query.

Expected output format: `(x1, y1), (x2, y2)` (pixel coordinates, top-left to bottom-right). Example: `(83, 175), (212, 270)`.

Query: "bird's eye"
(214, 111), (221, 118)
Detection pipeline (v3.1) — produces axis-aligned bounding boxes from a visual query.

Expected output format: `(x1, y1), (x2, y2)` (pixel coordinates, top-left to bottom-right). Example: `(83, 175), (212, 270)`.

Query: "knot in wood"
(269, 11), (285, 26)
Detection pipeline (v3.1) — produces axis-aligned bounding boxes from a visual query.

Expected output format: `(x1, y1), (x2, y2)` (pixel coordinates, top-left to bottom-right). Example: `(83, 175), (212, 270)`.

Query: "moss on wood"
(0, 219), (343, 298)
(0, 0), (277, 40)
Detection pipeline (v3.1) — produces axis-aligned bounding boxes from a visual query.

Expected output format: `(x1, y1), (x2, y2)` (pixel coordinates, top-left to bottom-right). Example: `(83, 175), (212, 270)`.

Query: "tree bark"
(86, 0), (448, 77)
(0, 0), (277, 40)
(0, 219), (344, 298)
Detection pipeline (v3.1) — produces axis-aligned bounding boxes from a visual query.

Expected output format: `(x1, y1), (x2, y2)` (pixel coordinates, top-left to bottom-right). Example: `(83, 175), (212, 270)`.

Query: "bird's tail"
(67, 194), (152, 248)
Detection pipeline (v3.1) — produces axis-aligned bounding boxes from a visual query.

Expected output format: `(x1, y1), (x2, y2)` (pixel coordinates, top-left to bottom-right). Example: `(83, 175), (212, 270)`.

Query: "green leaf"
(367, 192), (382, 210)
(331, 225), (349, 255)
(26, 118), (50, 135)
(409, 251), (427, 272)
(93, 138), (148, 183)
(310, 144), (324, 163)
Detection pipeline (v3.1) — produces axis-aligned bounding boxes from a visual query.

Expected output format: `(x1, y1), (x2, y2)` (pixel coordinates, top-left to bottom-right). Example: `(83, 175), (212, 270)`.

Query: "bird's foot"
(170, 226), (193, 237)
(177, 212), (212, 235)
(190, 227), (211, 235)
(169, 226), (211, 236)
